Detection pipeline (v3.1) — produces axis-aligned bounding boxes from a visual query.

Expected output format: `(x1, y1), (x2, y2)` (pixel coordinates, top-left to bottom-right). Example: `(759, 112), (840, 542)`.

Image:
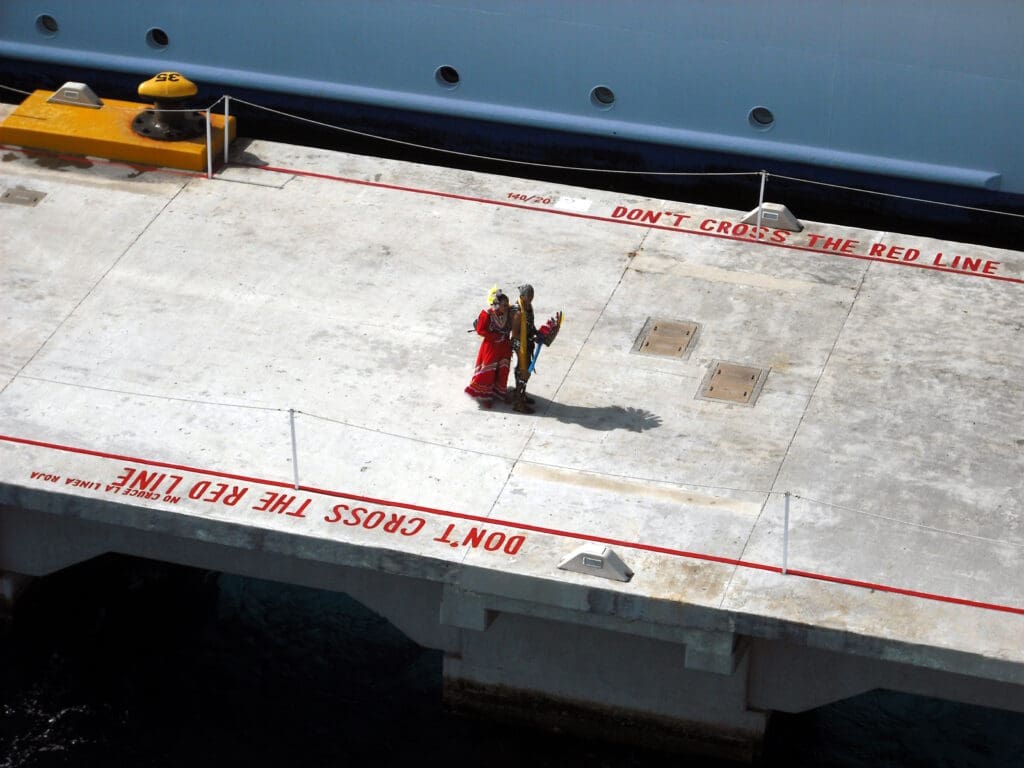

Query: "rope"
(222, 98), (1022, 219)
(0, 83), (33, 97)
(14, 376), (1020, 550)
(769, 173), (1024, 219)
(792, 494), (1024, 550)
(1, 79), (1021, 220)
(227, 97), (761, 178)
(221, 97), (1024, 219)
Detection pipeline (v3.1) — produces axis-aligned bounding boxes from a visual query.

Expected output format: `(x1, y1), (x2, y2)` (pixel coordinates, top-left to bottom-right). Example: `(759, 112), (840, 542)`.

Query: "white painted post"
(205, 108), (213, 179)
(223, 96), (231, 165)
(289, 408), (300, 490)
(783, 491), (790, 574)
(756, 170), (767, 234)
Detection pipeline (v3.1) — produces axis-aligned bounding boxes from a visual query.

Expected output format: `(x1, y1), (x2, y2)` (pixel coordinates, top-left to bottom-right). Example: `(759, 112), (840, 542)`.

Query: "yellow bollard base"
(0, 90), (236, 172)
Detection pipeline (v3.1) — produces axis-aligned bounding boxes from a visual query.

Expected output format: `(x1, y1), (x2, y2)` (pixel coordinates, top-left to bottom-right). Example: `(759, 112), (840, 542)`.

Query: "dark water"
(2, 556), (1022, 768)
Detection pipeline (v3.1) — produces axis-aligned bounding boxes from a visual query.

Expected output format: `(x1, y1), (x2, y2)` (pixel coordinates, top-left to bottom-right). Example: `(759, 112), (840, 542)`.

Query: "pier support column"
(0, 571), (33, 629)
(441, 607), (766, 762)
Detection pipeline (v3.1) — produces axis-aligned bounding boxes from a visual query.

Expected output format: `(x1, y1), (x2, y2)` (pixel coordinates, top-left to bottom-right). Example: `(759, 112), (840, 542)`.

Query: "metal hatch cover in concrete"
(1, 117), (1023, 756)
(632, 317), (700, 359)
(697, 361), (769, 406)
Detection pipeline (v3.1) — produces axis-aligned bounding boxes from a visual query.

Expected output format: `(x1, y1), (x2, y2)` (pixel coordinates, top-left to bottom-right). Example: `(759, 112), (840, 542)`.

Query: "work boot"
(512, 393), (535, 414)
(514, 381), (535, 406)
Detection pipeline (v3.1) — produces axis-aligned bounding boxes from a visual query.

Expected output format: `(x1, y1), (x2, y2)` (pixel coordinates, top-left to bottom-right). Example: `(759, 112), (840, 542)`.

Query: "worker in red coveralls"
(465, 287), (514, 408)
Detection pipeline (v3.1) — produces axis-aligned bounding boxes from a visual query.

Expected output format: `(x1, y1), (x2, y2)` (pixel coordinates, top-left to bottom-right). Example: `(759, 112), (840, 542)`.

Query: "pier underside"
(4, 504), (1023, 761)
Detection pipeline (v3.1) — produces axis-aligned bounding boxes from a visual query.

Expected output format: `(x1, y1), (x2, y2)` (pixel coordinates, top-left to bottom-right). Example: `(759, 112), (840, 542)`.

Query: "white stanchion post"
(289, 408), (300, 490)
(756, 170), (766, 234)
(205, 108), (213, 179)
(783, 491), (790, 574)
(223, 96), (231, 165)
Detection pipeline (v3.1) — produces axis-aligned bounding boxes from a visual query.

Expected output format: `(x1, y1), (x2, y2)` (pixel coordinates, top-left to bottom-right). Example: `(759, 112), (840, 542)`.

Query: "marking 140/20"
(507, 192), (553, 205)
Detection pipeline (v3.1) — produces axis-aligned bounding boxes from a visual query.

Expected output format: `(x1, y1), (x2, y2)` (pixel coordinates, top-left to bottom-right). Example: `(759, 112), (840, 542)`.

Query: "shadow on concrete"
(541, 400), (662, 432)
(229, 138), (269, 166)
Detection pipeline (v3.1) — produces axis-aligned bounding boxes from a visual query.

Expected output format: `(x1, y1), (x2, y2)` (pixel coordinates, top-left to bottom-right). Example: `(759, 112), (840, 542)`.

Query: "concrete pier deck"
(2, 115), (1022, 759)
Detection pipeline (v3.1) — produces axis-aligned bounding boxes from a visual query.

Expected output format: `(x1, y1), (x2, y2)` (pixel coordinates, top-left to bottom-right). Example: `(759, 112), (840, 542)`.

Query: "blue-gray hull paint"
(2, 1), (1022, 227)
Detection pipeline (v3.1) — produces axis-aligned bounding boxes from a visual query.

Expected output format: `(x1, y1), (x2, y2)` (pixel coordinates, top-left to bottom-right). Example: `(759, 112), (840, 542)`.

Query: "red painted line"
(2, 433), (1022, 616)
(3, 146), (1015, 284)
(242, 162), (1024, 287)
(783, 568), (1022, 614)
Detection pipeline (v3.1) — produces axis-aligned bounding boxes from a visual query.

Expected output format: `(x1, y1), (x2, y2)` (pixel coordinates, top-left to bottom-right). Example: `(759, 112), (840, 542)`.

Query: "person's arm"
(474, 309), (491, 337)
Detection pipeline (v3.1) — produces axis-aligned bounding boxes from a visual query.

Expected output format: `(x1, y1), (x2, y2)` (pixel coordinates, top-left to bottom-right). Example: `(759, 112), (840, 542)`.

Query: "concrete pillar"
(0, 571), (34, 629)
(0, 505), (107, 575)
(441, 609), (766, 762)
